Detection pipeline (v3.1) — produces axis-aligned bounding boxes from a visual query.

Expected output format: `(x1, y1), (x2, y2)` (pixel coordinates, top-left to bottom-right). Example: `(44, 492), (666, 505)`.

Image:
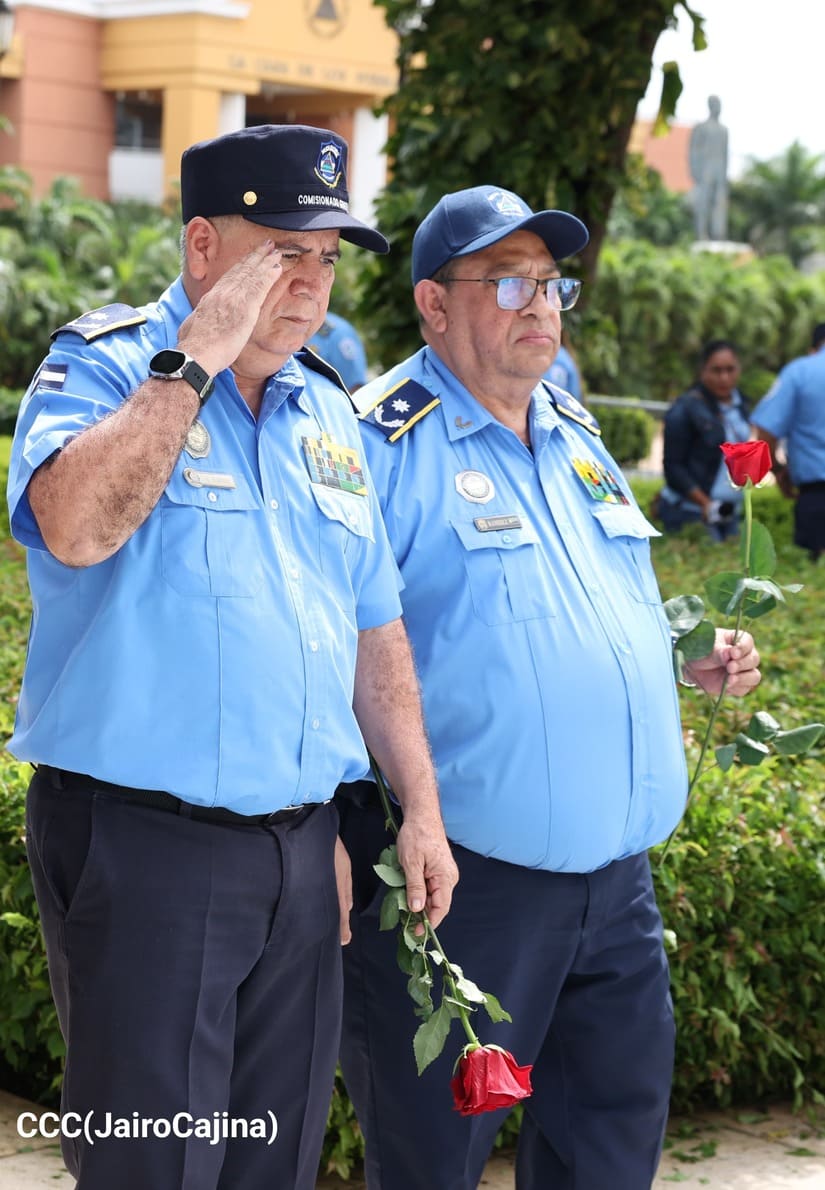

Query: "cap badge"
(243, 190), (258, 207)
(487, 190), (527, 217)
(314, 140), (342, 189)
(455, 470), (495, 504)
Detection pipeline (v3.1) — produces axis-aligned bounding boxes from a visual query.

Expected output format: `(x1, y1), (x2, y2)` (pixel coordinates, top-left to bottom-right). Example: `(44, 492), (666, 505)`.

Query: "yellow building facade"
(0, 0), (398, 214)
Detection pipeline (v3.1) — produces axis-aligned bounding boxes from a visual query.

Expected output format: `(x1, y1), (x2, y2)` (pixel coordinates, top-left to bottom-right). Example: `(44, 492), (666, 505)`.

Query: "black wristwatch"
(148, 349), (214, 406)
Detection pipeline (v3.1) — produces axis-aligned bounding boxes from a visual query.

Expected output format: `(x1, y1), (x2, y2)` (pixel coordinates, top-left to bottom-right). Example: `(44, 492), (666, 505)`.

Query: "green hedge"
(589, 398), (656, 465)
(0, 448), (822, 1179)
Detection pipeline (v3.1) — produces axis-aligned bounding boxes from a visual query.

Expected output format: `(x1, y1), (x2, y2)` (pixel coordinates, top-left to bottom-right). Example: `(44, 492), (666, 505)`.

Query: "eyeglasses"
(440, 275), (582, 311)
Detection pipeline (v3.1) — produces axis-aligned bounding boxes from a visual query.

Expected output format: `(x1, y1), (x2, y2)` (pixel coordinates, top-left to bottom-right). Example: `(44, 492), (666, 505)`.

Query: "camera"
(706, 500), (735, 526)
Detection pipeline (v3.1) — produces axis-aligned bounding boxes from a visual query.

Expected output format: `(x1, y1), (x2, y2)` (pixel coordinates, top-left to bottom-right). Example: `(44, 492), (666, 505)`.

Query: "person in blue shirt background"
(6, 124), (457, 1190)
(307, 309), (369, 391)
(752, 322), (825, 561)
(335, 185), (761, 1190)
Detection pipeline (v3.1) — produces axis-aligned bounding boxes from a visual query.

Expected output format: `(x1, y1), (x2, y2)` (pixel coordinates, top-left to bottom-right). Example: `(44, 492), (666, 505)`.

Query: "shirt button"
(290, 567), (299, 579)
(207, 491), (217, 503)
(311, 718), (320, 730)
(270, 499), (279, 510)
(501, 534), (512, 544)
(309, 640), (319, 652)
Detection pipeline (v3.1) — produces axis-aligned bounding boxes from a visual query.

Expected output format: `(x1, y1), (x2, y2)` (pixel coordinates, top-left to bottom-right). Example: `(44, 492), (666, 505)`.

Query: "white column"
(218, 92), (247, 135)
(350, 106), (389, 224)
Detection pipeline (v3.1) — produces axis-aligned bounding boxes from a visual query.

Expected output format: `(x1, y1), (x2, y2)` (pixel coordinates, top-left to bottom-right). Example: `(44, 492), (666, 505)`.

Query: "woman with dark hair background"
(660, 339), (752, 539)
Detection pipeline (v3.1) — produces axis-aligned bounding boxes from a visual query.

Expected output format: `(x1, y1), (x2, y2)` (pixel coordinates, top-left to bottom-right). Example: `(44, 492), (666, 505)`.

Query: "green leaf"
(704, 571), (743, 616)
(746, 711), (781, 742)
(735, 733), (771, 766)
(373, 862), (407, 887)
(715, 743), (737, 772)
(677, 619), (716, 661)
(379, 886), (403, 931)
(396, 929), (414, 974)
(482, 991), (512, 1024)
(664, 594), (706, 635)
(704, 572), (779, 619)
(413, 1002), (452, 1075)
(773, 724), (825, 755)
(745, 520), (776, 577)
(0, 912), (31, 930)
(401, 915), (421, 951)
(653, 61), (683, 135)
(406, 969), (433, 1011)
(454, 973), (486, 1005)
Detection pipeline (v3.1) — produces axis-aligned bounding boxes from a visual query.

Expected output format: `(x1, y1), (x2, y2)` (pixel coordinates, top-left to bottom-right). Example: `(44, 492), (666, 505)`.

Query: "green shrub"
(0, 389), (21, 437)
(589, 399), (656, 465)
(654, 763), (824, 1110)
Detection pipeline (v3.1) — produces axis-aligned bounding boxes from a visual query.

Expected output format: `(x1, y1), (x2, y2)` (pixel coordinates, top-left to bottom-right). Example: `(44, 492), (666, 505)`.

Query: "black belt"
(798, 481), (825, 492)
(37, 766), (321, 828)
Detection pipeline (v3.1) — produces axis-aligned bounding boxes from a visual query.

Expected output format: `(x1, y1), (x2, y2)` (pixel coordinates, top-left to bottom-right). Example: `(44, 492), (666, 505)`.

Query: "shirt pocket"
(307, 481), (375, 559)
(589, 502), (662, 605)
(450, 517), (556, 625)
(160, 475), (264, 598)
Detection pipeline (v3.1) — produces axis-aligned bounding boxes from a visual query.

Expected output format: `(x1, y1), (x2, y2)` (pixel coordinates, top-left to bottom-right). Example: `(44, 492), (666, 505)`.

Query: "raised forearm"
(28, 379), (201, 567)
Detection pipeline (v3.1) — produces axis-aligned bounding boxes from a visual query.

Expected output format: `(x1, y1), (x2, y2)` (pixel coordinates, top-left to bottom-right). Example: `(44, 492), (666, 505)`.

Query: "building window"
(115, 94), (162, 151)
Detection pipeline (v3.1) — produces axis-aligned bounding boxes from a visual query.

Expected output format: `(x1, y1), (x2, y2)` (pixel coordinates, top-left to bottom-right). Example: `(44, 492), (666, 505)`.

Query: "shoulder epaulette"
(51, 303), (146, 343)
(296, 345), (355, 406)
(543, 381), (601, 435)
(360, 377), (441, 443)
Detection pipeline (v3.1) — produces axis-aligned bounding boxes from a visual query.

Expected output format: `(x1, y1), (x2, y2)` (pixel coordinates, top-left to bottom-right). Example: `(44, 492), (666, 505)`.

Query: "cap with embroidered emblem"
(412, 185), (588, 283)
(180, 123), (388, 254)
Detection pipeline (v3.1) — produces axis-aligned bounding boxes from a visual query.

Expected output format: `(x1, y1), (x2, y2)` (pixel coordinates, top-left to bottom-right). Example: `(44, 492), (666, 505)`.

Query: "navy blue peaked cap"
(181, 123), (389, 254)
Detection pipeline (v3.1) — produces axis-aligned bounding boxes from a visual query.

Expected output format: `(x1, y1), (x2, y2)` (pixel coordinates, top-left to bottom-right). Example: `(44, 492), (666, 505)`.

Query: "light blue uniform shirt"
(359, 347), (688, 872)
(7, 279), (402, 812)
(751, 348), (825, 484)
(307, 312), (368, 391)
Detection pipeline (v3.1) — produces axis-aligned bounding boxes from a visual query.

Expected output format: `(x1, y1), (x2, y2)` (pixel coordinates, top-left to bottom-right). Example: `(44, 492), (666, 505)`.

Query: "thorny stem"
(658, 485), (752, 866)
(368, 754), (481, 1049)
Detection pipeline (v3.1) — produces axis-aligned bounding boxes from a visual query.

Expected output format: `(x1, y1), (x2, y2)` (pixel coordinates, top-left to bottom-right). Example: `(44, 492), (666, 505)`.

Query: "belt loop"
(176, 799), (194, 819)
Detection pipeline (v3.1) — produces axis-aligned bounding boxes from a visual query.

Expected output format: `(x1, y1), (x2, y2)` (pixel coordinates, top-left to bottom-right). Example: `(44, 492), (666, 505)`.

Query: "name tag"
(473, 514), (523, 533)
(183, 468), (237, 490)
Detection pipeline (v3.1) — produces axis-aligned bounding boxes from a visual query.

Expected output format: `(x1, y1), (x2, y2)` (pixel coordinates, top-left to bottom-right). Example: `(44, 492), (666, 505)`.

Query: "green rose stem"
(658, 483), (752, 866)
(368, 755), (482, 1052)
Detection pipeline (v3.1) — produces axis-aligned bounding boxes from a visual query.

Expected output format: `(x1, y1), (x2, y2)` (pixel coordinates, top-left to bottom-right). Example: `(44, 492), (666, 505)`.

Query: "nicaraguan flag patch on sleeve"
(34, 362), (69, 392)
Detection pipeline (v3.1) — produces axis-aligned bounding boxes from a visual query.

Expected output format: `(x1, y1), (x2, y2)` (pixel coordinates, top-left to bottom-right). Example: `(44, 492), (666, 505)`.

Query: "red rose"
(450, 1045), (533, 1116)
(720, 441), (772, 488)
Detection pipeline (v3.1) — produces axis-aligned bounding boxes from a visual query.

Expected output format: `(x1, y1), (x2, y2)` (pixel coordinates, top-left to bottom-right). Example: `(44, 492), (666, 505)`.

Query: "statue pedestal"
(691, 240), (754, 261)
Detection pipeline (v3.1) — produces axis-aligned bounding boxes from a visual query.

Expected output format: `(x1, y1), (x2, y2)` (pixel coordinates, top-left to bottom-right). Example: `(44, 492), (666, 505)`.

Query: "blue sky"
(636, 0), (824, 177)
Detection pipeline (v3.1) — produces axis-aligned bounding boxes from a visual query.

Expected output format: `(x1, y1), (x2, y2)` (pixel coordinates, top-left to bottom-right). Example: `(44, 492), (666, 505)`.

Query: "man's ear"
(185, 216), (219, 281)
(414, 279), (449, 334)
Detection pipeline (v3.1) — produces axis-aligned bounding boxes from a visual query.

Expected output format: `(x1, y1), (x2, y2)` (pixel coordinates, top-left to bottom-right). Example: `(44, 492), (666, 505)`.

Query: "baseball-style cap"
(181, 123), (389, 254)
(412, 185), (589, 283)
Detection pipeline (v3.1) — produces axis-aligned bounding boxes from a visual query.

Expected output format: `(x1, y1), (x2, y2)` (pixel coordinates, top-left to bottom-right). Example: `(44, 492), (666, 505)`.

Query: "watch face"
(150, 349), (187, 375)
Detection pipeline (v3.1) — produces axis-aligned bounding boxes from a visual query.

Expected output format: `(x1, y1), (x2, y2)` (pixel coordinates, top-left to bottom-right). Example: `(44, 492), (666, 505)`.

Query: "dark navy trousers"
(26, 767), (342, 1190)
(338, 792), (675, 1190)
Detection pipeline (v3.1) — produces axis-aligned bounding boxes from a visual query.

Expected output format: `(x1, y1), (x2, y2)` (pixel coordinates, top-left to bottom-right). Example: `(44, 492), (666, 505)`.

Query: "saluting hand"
(177, 241), (283, 376)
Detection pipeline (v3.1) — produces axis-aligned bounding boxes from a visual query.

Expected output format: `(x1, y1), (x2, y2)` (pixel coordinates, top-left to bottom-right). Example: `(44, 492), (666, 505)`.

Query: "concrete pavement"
(1, 1088), (823, 1188)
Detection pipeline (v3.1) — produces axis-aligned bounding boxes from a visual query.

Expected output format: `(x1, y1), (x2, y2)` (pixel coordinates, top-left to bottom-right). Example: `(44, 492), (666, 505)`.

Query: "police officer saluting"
(7, 124), (456, 1190)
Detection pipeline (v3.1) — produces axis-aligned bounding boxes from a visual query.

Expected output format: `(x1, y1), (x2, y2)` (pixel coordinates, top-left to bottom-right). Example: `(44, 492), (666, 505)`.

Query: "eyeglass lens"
(496, 276), (581, 311)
